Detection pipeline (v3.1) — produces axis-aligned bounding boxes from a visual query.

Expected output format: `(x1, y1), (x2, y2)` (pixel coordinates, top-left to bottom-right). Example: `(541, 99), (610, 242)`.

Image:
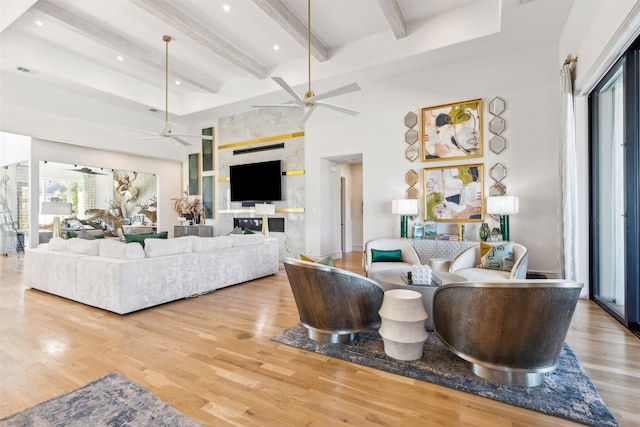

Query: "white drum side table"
(378, 289), (428, 361)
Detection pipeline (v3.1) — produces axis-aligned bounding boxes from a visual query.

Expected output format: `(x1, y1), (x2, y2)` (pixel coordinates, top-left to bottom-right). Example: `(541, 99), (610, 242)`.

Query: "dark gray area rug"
(273, 323), (618, 427)
(0, 372), (204, 427)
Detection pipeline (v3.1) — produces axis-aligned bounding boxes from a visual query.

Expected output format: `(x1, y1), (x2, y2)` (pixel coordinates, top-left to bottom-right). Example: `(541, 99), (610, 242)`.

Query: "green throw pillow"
(125, 231), (168, 248)
(315, 255), (336, 267)
(480, 242), (514, 271)
(242, 228), (256, 234)
(370, 249), (403, 263)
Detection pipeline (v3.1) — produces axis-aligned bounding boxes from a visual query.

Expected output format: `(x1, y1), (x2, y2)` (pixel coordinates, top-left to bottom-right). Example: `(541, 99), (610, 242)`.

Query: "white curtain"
(557, 63), (578, 280)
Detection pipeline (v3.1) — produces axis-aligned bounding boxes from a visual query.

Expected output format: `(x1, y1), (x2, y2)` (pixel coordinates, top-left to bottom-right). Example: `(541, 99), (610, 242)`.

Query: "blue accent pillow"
(371, 249), (403, 263)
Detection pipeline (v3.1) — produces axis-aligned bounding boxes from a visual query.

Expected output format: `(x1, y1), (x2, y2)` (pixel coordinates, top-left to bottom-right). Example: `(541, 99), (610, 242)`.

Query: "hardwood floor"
(1, 252), (639, 426)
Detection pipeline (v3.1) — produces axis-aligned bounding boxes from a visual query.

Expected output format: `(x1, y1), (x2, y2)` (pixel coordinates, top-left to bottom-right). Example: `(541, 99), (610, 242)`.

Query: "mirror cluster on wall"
(39, 161), (158, 236)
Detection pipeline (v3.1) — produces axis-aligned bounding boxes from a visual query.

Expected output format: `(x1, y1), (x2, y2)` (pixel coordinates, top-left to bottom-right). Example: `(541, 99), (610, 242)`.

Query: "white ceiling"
(0, 0), (575, 130)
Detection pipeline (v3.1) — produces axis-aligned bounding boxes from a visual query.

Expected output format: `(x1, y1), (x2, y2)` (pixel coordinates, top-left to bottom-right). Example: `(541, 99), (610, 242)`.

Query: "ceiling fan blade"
(114, 125), (157, 136)
(170, 136), (191, 146)
(315, 101), (360, 116)
(252, 103), (301, 108)
(170, 133), (213, 140)
(135, 136), (163, 141)
(305, 83), (361, 103)
(271, 77), (305, 105)
(298, 105), (318, 124)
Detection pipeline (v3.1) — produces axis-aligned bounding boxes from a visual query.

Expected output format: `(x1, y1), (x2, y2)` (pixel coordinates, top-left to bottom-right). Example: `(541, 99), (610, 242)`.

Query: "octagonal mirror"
(490, 163), (507, 182)
(490, 135), (506, 154)
(406, 169), (419, 186)
(404, 111), (418, 128)
(489, 117), (506, 134)
(406, 186), (419, 199)
(405, 128), (419, 144)
(406, 145), (419, 162)
(489, 97), (505, 116)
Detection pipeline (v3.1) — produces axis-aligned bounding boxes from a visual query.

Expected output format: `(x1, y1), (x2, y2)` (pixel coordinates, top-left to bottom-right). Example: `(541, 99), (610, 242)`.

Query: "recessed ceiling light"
(273, 44), (280, 51)
(117, 56), (124, 61)
(222, 4), (230, 12)
(175, 80), (180, 85)
(35, 20), (43, 26)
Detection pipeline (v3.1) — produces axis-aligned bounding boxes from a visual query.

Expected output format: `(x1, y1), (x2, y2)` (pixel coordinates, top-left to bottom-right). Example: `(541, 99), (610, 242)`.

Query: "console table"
(174, 225), (213, 237)
(409, 239), (479, 264)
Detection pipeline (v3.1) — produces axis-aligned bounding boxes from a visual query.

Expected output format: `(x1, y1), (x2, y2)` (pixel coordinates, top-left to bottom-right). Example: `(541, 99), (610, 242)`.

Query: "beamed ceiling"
(0, 0), (574, 136)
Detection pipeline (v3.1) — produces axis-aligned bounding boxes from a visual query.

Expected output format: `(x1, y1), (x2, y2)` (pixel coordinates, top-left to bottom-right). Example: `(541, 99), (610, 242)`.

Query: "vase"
(479, 223), (490, 242)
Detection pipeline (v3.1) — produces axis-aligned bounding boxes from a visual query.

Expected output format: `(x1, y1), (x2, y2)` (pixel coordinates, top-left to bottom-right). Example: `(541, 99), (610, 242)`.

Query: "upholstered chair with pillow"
(364, 239), (421, 278)
(449, 242), (528, 280)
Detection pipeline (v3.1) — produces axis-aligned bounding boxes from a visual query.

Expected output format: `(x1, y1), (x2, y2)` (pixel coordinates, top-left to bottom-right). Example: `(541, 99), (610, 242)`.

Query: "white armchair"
(364, 239), (421, 278)
(449, 242), (528, 280)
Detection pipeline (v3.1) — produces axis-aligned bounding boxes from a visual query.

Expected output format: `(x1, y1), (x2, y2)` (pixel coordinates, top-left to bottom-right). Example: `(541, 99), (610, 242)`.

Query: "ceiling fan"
(253, 0), (361, 122)
(116, 35), (212, 147)
(67, 166), (108, 175)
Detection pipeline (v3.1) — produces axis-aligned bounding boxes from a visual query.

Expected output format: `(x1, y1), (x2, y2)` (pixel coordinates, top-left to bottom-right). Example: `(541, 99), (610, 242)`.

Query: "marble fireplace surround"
(217, 107), (305, 260)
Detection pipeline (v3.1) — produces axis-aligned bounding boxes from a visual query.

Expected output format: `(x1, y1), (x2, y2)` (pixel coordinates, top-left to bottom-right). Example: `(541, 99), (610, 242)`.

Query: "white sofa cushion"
(453, 267), (510, 281)
(192, 235), (233, 252)
(231, 234), (265, 247)
(144, 237), (192, 258)
(67, 238), (101, 256)
(100, 239), (146, 260)
(48, 237), (68, 252)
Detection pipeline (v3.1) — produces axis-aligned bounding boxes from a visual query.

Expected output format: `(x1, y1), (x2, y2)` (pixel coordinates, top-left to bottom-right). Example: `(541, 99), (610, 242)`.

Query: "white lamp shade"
(254, 203), (275, 215)
(42, 202), (72, 215)
(486, 196), (519, 215)
(392, 199), (418, 215)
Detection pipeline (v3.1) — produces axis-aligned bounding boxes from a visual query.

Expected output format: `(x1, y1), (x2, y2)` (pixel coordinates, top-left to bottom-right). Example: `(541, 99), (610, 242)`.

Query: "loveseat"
(24, 234), (279, 314)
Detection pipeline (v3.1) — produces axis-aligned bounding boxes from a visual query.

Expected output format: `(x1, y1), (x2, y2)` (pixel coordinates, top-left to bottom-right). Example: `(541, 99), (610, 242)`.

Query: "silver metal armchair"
(283, 257), (385, 343)
(433, 280), (583, 387)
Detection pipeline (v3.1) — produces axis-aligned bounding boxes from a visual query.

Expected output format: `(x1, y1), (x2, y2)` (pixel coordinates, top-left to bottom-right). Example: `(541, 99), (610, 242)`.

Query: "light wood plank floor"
(1, 252), (639, 426)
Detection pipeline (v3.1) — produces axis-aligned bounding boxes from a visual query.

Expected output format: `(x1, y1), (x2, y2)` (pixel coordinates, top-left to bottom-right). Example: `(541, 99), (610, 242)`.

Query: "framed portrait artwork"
(422, 98), (483, 161)
(423, 164), (484, 222)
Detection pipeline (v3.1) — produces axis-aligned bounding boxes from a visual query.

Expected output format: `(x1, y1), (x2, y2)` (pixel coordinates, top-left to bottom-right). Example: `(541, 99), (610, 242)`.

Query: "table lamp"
(254, 203), (275, 237)
(486, 196), (519, 241)
(42, 202), (73, 238)
(392, 199), (419, 239)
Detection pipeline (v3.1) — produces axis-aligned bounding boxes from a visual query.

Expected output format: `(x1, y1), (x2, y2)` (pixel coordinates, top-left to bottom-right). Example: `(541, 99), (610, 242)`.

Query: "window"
(589, 36), (640, 335)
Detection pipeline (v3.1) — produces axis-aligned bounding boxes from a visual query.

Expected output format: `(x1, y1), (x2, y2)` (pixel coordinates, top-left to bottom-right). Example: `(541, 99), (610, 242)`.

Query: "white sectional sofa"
(24, 234), (279, 314)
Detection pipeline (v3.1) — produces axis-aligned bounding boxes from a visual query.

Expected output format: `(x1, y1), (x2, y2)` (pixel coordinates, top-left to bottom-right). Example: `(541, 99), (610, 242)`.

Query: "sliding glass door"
(589, 38), (639, 334)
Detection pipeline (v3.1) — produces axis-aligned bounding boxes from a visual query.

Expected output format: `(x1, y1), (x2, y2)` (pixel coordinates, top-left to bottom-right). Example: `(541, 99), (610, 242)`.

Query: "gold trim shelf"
(218, 132), (304, 150)
(218, 207), (305, 214)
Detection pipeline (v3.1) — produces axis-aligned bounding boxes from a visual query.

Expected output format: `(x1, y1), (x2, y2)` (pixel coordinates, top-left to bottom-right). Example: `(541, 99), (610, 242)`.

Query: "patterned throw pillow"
(299, 254), (336, 267)
(479, 242), (514, 271)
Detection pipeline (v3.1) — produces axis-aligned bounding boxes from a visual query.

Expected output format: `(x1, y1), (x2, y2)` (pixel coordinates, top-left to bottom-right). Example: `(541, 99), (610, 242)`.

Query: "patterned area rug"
(273, 323), (619, 427)
(0, 372), (203, 427)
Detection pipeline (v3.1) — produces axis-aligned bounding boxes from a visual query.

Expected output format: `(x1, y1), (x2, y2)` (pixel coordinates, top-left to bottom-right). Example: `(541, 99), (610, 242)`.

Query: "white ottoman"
(378, 289), (428, 361)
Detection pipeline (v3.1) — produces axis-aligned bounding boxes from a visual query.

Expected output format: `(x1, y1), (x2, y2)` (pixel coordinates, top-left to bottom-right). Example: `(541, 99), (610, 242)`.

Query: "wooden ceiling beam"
(32, 0), (221, 93)
(252, 0), (328, 62)
(131, 0), (268, 79)
(378, 0), (407, 39)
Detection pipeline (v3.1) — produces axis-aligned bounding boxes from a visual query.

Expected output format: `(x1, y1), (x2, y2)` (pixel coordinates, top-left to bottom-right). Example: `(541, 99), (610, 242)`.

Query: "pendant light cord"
(163, 35), (170, 123)
(307, 0), (311, 96)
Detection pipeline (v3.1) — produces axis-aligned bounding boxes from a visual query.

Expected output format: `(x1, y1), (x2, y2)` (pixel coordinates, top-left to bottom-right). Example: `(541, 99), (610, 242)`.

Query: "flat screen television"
(230, 160), (282, 202)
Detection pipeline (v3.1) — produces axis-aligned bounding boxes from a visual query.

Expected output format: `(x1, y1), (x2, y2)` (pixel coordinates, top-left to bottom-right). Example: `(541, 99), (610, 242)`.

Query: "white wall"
(305, 41), (561, 273)
(26, 138), (183, 248)
(0, 132), (30, 166)
(350, 163), (364, 251)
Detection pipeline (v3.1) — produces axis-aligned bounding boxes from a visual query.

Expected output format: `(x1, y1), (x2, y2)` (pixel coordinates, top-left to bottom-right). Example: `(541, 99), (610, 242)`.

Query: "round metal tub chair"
(432, 280), (583, 387)
(283, 257), (385, 343)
